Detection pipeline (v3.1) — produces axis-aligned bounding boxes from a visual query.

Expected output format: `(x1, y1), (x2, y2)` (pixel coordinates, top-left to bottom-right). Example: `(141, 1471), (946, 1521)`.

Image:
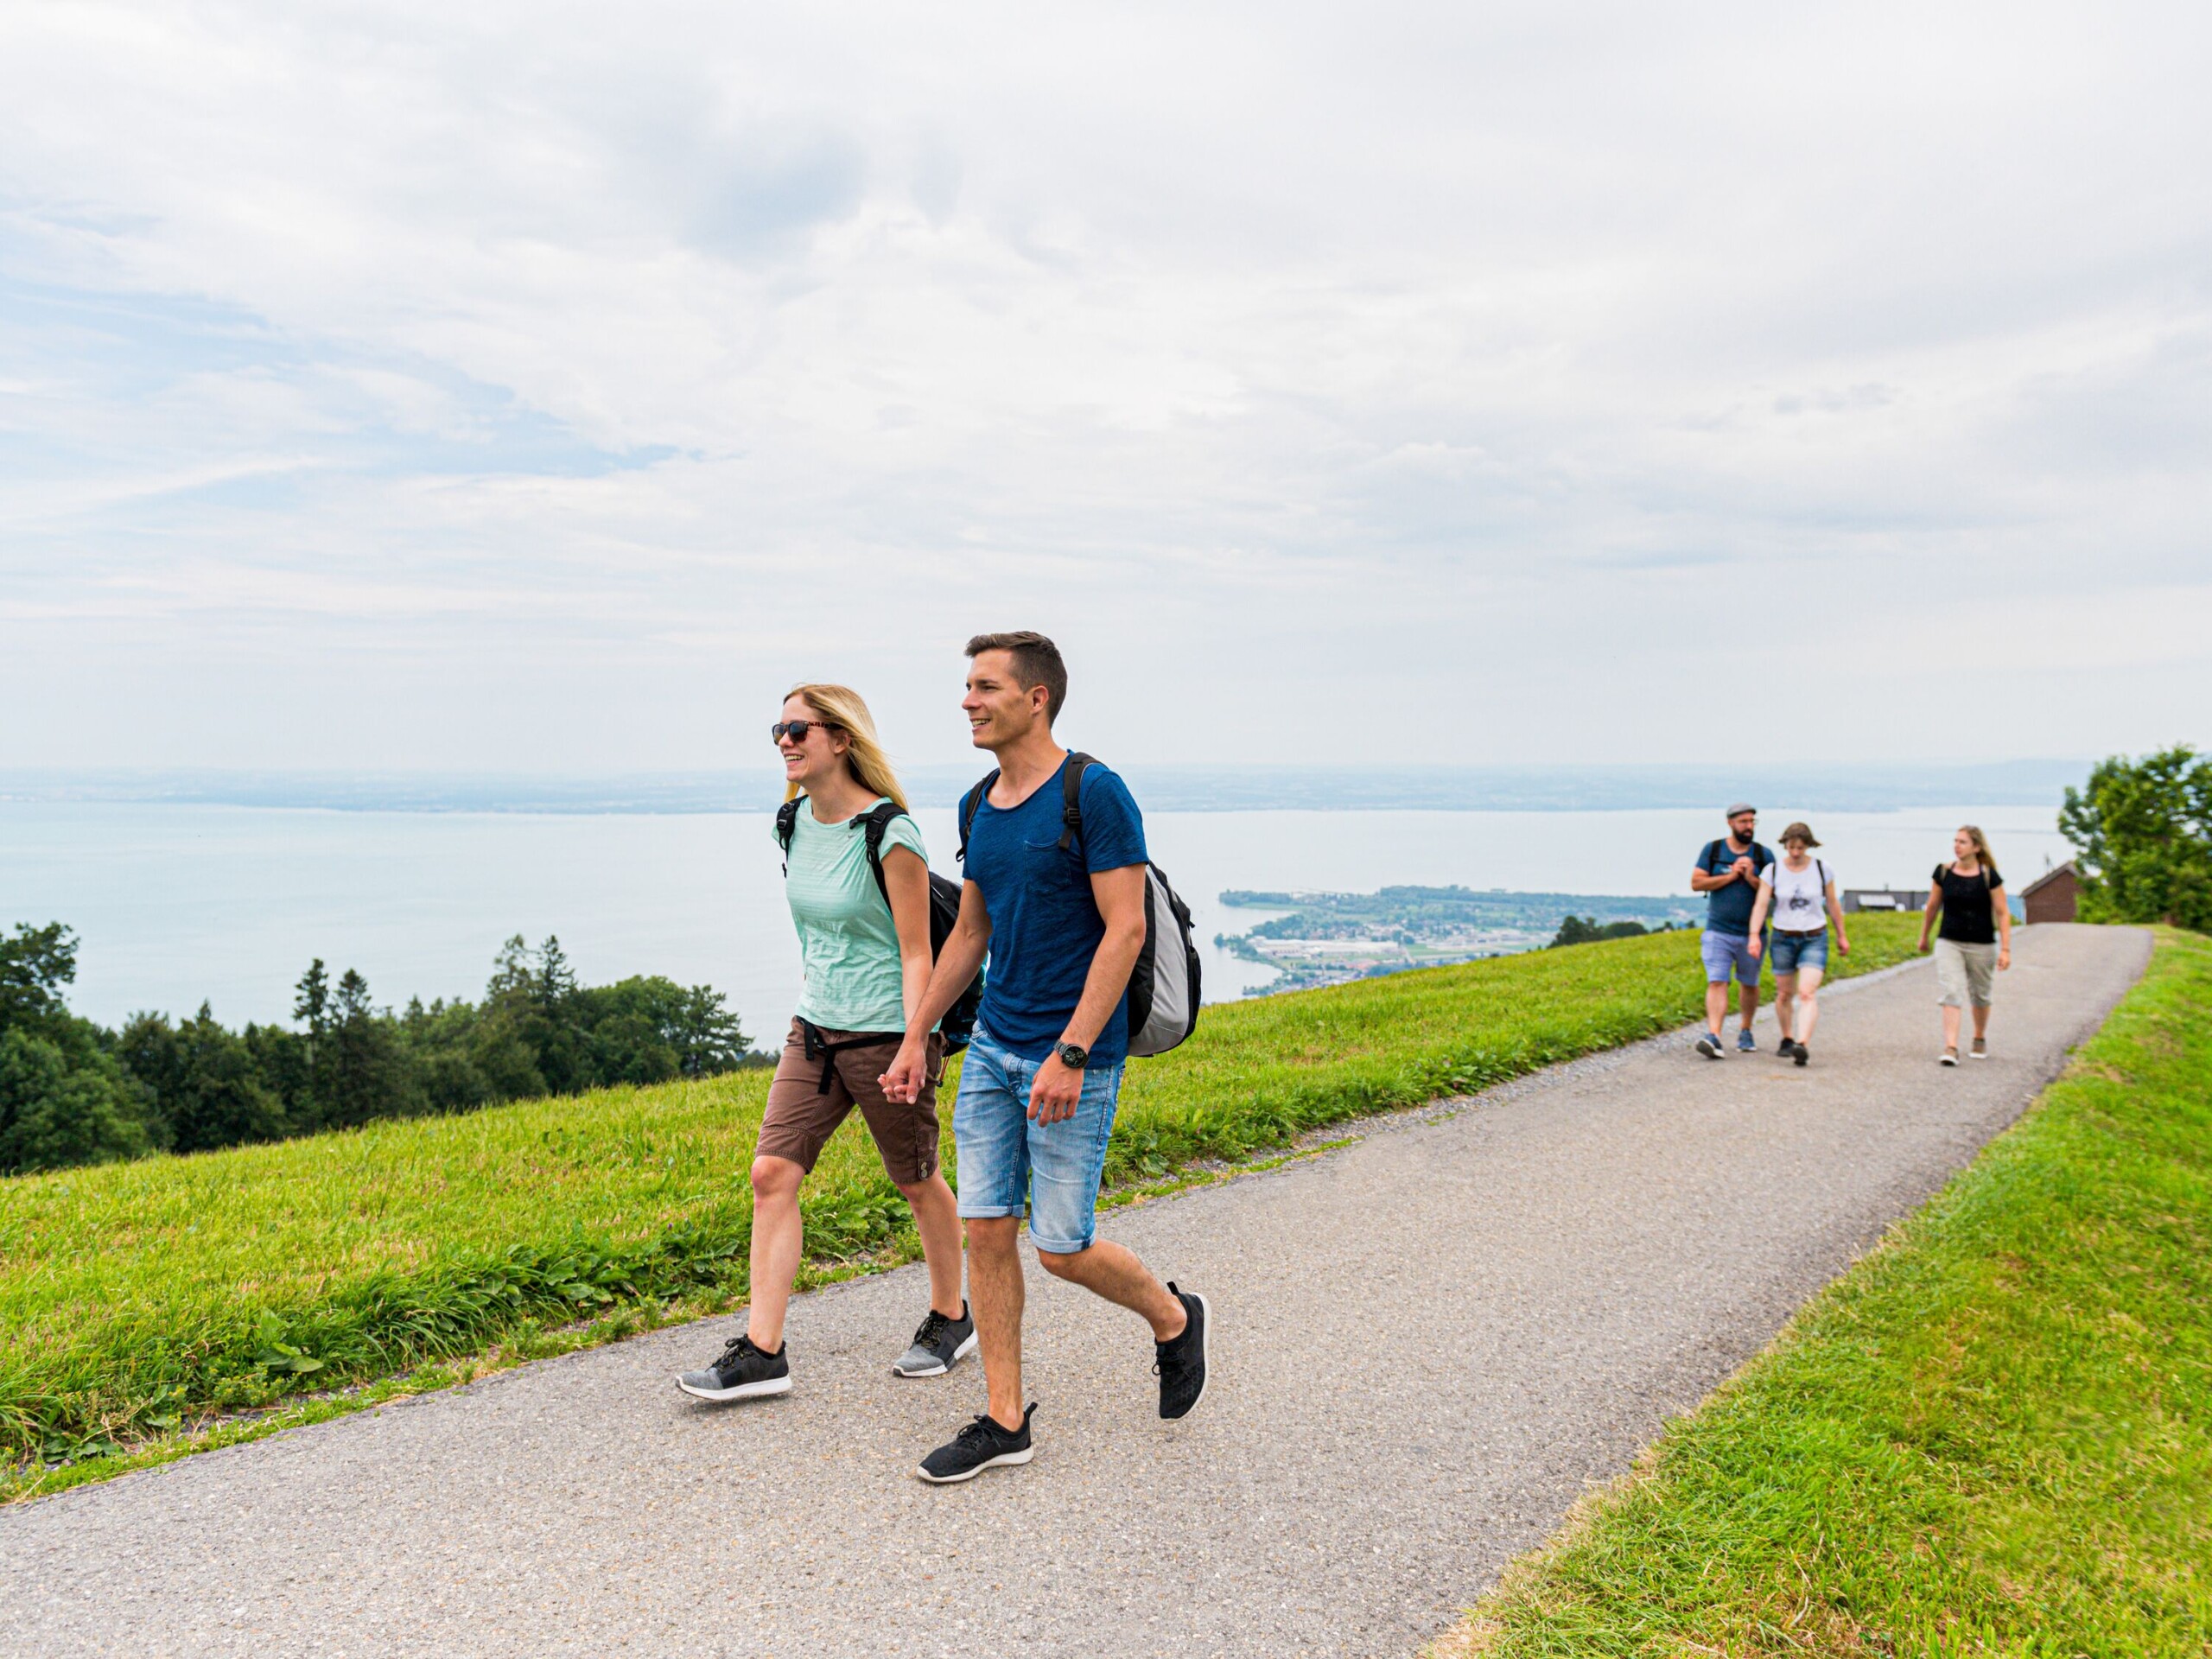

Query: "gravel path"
(0, 924), (2149, 1658)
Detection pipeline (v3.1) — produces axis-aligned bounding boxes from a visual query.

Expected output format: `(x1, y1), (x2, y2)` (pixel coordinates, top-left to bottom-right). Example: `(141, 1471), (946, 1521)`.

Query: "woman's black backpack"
(775, 798), (982, 1052)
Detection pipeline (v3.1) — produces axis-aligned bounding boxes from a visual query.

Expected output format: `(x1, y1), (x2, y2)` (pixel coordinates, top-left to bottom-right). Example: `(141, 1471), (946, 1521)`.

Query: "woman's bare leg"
(1972, 1002), (1992, 1041)
(747, 1155), (806, 1351)
(1773, 974), (1797, 1043)
(1942, 1005), (1962, 1052)
(894, 1172), (969, 1319)
(1794, 964), (1825, 1046)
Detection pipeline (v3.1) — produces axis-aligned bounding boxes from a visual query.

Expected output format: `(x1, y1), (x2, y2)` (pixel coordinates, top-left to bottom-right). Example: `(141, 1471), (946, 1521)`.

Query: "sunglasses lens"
(773, 720), (813, 744)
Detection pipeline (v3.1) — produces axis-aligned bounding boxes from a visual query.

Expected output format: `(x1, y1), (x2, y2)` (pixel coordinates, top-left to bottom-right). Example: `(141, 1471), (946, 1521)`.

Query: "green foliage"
(0, 1033), (149, 1173)
(1549, 916), (1649, 948)
(0, 927), (754, 1174)
(1449, 929), (2212, 1657)
(2061, 744), (2212, 931)
(0, 913), (1921, 1476)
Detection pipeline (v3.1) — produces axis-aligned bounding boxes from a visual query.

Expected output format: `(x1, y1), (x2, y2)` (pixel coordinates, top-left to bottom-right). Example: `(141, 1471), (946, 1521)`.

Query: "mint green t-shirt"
(779, 798), (931, 1033)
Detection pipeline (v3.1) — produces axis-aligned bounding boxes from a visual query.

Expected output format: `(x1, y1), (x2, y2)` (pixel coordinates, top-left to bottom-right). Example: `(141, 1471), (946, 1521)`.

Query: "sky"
(3, 1), (2208, 776)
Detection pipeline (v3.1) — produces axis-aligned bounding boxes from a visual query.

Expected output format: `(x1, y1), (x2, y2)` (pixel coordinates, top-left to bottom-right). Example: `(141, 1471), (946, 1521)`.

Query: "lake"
(1, 801), (2072, 1036)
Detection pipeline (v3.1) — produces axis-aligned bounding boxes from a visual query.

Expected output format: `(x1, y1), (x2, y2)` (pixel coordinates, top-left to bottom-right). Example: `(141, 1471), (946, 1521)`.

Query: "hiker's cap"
(1726, 802), (1756, 817)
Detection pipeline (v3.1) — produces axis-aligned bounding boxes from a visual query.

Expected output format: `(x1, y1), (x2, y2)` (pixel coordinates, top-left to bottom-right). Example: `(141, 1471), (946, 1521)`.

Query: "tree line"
(0, 929), (753, 1175)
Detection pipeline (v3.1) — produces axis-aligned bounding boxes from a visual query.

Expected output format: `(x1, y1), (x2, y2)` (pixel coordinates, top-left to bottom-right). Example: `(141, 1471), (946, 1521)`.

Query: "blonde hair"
(782, 683), (909, 811)
(1958, 823), (1996, 869)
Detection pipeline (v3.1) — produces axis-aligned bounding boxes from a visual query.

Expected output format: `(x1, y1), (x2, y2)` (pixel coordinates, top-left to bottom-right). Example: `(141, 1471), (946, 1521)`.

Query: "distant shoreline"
(0, 761), (2084, 817)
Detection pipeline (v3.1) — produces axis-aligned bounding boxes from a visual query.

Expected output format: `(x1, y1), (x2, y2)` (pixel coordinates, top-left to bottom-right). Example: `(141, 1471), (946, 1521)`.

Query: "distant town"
(1217, 886), (1700, 993)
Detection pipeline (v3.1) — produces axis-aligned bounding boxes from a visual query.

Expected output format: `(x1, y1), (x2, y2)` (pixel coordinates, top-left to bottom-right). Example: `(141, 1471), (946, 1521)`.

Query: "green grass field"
(1433, 926), (2210, 1658)
(0, 916), (1921, 1495)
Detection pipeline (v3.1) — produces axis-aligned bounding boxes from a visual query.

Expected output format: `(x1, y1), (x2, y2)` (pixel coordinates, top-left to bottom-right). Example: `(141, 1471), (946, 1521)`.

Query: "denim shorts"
(1768, 930), (1829, 976)
(1700, 929), (1763, 986)
(951, 1027), (1125, 1255)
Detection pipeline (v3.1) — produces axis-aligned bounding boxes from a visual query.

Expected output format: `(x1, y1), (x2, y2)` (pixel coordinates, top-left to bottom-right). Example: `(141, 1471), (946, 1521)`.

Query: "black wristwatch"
(1054, 1040), (1090, 1070)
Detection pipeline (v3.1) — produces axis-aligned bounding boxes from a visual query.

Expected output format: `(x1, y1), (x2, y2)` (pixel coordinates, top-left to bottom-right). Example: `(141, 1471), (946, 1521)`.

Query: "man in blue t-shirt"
(883, 631), (1210, 1484)
(1690, 802), (1775, 1058)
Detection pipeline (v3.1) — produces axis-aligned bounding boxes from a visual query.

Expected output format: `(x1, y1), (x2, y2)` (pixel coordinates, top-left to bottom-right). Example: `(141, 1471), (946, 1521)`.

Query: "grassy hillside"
(1432, 926), (2208, 1657)
(2, 915), (1921, 1488)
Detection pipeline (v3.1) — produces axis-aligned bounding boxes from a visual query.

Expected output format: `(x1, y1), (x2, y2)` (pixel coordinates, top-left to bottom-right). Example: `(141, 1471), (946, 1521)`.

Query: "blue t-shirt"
(1697, 837), (1773, 935)
(963, 756), (1148, 1069)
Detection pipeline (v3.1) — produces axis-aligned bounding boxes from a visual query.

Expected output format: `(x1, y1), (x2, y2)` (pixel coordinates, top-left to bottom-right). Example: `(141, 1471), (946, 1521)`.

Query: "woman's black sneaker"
(1794, 1043), (1810, 1067)
(1154, 1283), (1211, 1421)
(917, 1404), (1036, 1484)
(893, 1302), (978, 1377)
(676, 1334), (791, 1402)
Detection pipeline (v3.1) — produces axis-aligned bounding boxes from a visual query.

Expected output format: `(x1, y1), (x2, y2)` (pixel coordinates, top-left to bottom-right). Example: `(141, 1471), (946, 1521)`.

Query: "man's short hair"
(965, 631), (1068, 724)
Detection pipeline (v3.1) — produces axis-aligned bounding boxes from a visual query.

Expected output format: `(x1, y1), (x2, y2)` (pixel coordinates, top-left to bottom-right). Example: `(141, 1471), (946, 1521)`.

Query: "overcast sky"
(3, 1), (2207, 776)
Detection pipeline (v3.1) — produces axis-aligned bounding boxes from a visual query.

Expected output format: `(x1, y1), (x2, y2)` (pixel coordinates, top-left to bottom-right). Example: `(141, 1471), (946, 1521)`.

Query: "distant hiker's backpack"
(958, 753), (1202, 1058)
(775, 798), (982, 1052)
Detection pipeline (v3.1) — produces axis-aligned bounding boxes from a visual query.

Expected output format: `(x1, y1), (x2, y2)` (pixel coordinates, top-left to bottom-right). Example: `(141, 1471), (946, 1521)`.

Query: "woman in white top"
(1748, 821), (1850, 1066)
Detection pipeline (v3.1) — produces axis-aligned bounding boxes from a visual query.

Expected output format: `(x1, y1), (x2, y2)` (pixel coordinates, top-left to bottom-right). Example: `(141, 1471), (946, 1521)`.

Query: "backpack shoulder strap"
(957, 770), (1001, 862)
(860, 801), (906, 909)
(1700, 838), (1723, 872)
(774, 798), (800, 874)
(1058, 752), (1096, 853)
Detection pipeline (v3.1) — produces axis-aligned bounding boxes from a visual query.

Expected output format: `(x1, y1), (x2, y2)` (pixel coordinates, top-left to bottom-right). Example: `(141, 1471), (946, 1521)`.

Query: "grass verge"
(1429, 925), (2209, 1658)
(3, 916), (1921, 1497)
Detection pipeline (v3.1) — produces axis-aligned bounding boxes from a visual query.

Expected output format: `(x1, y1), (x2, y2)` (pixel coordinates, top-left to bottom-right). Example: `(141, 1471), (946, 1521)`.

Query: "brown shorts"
(755, 1019), (944, 1184)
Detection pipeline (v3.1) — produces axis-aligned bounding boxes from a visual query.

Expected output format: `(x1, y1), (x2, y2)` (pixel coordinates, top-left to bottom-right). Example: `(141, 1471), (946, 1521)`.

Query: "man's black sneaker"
(676, 1334), (791, 1402)
(1794, 1043), (1810, 1067)
(1154, 1282), (1211, 1421)
(917, 1404), (1036, 1484)
(893, 1302), (978, 1377)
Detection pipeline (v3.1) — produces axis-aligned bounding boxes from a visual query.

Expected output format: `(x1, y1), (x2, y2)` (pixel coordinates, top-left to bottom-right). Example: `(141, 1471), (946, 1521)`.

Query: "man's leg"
(946, 1037), (1031, 1433)
(1036, 1241), (1185, 1339)
(1738, 974), (1762, 1034)
(1705, 978), (1729, 1036)
(967, 1216), (1028, 1431)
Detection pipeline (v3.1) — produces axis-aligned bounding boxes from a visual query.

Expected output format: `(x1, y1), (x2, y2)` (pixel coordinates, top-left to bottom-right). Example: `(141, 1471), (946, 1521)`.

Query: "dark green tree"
(119, 1006), (289, 1154)
(0, 1030), (149, 1173)
(2060, 746), (2212, 932)
(1549, 915), (1649, 948)
(317, 969), (425, 1128)
(0, 922), (79, 1041)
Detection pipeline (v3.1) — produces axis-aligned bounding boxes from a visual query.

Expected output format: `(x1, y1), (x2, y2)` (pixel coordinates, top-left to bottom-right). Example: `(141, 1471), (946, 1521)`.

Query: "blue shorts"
(1700, 929), (1763, 987)
(951, 1027), (1125, 1255)
(1768, 930), (1829, 976)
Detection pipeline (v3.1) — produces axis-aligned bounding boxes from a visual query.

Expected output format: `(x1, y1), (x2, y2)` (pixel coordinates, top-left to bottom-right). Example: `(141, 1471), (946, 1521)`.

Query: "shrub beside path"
(0, 925), (2150, 1657)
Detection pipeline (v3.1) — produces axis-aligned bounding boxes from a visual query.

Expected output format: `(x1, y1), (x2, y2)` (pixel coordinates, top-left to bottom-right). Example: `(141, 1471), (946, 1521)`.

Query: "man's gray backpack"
(958, 753), (1203, 1058)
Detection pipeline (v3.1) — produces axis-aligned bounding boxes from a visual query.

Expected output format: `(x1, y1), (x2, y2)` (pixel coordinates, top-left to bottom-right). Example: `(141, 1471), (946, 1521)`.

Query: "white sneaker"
(1940, 1048), (1959, 1067)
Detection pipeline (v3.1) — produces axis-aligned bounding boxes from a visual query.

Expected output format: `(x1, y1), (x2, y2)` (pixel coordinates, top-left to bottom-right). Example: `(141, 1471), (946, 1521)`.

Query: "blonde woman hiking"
(677, 684), (976, 1402)
(1747, 822), (1849, 1067)
(1917, 824), (2012, 1066)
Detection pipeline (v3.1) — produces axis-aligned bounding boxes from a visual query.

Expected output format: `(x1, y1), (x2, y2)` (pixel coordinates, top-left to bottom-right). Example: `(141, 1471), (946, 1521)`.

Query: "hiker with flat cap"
(1689, 803), (1774, 1058)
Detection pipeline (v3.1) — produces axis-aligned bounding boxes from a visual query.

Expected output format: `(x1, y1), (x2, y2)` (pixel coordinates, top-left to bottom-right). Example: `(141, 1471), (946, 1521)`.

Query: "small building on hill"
(2021, 861), (2080, 925)
(1842, 887), (1928, 915)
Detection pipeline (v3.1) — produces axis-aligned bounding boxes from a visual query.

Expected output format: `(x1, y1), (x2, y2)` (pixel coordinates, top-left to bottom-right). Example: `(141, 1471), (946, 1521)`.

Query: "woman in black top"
(1916, 824), (2012, 1065)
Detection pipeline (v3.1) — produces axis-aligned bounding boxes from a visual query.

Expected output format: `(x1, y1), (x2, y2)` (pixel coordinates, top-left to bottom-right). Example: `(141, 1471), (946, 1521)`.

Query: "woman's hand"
(1838, 935), (1851, 957)
(1999, 945), (2012, 971)
(1917, 933), (1931, 954)
(1746, 934), (1763, 960)
(880, 1037), (930, 1105)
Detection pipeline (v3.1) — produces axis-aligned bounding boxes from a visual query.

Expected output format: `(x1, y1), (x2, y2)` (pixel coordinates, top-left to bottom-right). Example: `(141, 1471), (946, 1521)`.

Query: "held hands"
(879, 1038), (929, 1106)
(1027, 1054), (1084, 1125)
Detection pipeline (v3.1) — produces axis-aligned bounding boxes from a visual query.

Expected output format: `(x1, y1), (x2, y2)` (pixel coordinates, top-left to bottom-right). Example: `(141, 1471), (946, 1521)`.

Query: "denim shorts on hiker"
(951, 1026), (1125, 1255)
(1767, 929), (1828, 976)
(1700, 928), (1762, 986)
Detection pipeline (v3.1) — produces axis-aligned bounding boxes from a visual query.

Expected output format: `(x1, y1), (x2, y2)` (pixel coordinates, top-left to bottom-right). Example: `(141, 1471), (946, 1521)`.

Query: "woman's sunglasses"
(771, 719), (840, 745)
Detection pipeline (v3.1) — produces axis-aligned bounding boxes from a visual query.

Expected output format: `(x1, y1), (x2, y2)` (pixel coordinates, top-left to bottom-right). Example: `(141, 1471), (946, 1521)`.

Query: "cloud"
(0, 0), (2208, 772)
